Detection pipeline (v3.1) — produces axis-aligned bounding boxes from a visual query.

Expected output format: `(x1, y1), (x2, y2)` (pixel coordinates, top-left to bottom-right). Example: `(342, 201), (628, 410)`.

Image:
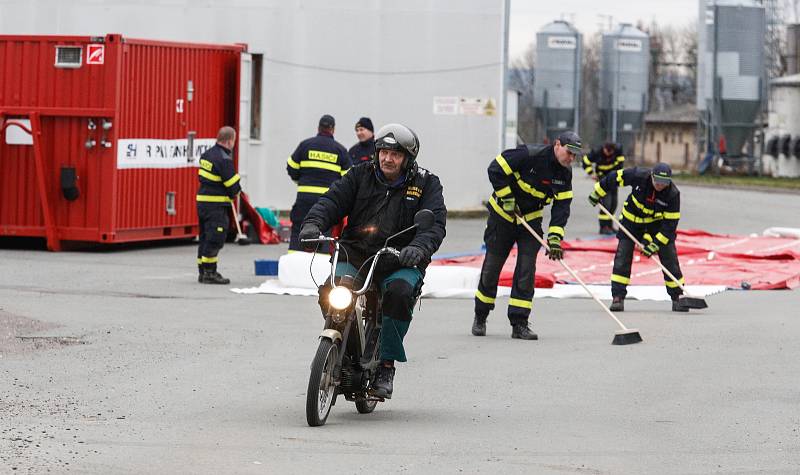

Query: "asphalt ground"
(1, 175), (799, 474)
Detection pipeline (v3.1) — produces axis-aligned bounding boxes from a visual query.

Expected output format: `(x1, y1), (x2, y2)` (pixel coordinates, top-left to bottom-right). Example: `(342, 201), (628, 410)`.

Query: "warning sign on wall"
(86, 44), (104, 65)
(433, 97), (497, 116)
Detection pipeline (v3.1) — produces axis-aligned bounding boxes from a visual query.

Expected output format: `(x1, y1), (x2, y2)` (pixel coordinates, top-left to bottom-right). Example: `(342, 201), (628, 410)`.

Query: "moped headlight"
(328, 286), (353, 310)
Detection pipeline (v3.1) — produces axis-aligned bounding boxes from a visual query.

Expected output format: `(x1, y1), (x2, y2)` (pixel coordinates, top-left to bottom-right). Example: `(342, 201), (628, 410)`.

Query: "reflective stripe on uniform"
(287, 157), (301, 169)
(594, 182), (607, 197)
(297, 185), (329, 194)
(655, 232), (670, 245)
(300, 161), (342, 173)
(197, 195), (232, 203)
(663, 211), (680, 219)
(630, 195), (655, 214)
(665, 276), (684, 288)
(495, 155), (513, 175)
(598, 214), (613, 221)
(615, 169), (625, 187)
(516, 179), (546, 199)
(224, 174), (240, 188)
(509, 297), (532, 309)
(198, 169), (222, 182)
(495, 185), (512, 197)
(201, 256), (219, 264)
(554, 190), (573, 200)
(611, 274), (631, 285)
(548, 226), (565, 238)
(622, 207), (657, 224)
(488, 196), (542, 223)
(475, 289), (496, 304)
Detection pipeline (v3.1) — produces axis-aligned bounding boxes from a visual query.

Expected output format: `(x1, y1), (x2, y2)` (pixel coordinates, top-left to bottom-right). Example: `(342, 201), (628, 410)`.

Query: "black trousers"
(474, 212), (542, 325)
(289, 193), (322, 251)
(197, 204), (230, 270)
(611, 221), (684, 300)
(598, 187), (618, 228)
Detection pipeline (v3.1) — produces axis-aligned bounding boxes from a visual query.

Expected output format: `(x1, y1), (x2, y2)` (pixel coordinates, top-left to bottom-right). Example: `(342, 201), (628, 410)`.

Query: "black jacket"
(487, 144), (573, 239)
(582, 145), (625, 178)
(197, 144), (241, 206)
(348, 139), (376, 163)
(303, 161), (447, 272)
(596, 167), (681, 245)
(287, 133), (351, 196)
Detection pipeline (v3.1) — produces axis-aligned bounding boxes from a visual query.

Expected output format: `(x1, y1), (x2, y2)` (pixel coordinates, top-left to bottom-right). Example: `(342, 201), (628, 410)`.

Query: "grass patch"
(673, 173), (800, 190)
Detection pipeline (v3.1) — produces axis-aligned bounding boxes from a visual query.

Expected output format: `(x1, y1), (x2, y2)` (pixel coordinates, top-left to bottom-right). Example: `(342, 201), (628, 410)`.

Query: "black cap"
(355, 117), (374, 132)
(319, 114), (335, 128)
(652, 162), (672, 184)
(557, 131), (582, 154)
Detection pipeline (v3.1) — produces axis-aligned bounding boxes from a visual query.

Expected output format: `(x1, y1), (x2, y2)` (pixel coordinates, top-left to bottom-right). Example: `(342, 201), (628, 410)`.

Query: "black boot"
(672, 298), (689, 312)
(471, 315), (487, 336)
(200, 264), (230, 285)
(511, 323), (538, 340)
(610, 296), (624, 312)
(370, 365), (395, 399)
(198, 264), (204, 283)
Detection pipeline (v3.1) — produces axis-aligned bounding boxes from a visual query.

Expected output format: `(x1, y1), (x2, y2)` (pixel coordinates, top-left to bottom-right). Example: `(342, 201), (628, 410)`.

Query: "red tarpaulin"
(432, 230), (800, 290)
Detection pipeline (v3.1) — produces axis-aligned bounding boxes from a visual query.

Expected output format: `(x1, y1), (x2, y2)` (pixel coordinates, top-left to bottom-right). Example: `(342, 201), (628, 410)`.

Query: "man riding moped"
(300, 123), (447, 401)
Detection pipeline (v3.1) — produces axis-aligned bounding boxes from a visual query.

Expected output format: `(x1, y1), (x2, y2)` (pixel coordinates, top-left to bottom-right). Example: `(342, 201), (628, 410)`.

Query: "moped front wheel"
(355, 397), (377, 414)
(306, 338), (338, 427)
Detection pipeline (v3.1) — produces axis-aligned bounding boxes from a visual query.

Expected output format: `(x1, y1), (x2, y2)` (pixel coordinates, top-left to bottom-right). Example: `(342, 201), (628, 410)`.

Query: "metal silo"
(600, 24), (650, 156)
(697, 0), (765, 159)
(533, 20), (582, 142)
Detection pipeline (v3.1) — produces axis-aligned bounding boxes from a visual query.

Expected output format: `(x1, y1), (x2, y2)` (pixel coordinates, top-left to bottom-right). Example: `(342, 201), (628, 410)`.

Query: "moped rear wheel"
(306, 338), (338, 427)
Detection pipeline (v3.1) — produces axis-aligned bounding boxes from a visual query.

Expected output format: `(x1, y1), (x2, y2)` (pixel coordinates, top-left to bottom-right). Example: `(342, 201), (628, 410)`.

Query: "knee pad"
(382, 279), (415, 322)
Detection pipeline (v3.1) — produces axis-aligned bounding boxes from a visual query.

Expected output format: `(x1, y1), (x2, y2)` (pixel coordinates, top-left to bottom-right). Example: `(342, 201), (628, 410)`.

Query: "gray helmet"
(375, 123), (420, 160)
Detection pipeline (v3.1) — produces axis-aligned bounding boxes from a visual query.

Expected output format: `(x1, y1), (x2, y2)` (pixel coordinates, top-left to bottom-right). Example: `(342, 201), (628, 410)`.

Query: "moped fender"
(319, 329), (342, 343)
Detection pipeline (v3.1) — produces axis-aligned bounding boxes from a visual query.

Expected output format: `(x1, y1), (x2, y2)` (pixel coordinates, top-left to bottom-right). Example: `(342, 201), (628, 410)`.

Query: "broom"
(231, 200), (251, 246)
(597, 203), (707, 309)
(515, 212), (642, 345)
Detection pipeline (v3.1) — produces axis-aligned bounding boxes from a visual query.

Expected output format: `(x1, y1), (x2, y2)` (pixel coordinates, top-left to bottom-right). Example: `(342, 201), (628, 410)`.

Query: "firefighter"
(286, 115), (352, 251)
(582, 142), (625, 234)
(196, 126), (242, 285)
(588, 162), (688, 312)
(348, 117), (376, 163)
(471, 131), (581, 340)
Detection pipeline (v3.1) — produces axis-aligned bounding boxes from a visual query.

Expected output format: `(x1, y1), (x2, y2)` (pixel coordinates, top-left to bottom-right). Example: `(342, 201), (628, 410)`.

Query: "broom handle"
(231, 198), (244, 236)
(596, 202), (688, 293)
(516, 216), (631, 332)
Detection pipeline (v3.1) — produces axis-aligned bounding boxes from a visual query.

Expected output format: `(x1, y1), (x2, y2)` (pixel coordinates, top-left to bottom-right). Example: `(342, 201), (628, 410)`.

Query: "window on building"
(250, 54), (263, 140)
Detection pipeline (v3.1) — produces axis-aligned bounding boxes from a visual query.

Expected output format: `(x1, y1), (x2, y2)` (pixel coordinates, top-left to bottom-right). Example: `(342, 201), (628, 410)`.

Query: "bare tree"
(510, 43), (536, 143)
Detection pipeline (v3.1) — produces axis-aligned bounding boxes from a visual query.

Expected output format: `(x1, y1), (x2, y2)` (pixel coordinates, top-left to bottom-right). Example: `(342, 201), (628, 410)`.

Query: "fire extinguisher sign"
(86, 44), (104, 65)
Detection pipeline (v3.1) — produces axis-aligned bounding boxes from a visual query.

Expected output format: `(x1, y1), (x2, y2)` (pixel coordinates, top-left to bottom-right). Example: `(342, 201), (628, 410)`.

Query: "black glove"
(547, 235), (564, 260)
(399, 246), (425, 267)
(298, 223), (321, 249)
(641, 241), (659, 258)
(588, 190), (600, 207)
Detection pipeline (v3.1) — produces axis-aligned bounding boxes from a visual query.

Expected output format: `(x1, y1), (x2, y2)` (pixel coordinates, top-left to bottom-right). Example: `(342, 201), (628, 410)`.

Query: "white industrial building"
(0, 0), (512, 210)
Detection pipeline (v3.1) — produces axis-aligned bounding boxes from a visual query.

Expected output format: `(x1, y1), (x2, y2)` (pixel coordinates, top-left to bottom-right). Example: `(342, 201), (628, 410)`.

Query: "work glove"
(547, 235), (564, 261)
(641, 241), (659, 258)
(588, 190), (600, 207)
(499, 196), (516, 213)
(399, 245), (426, 267)
(298, 223), (321, 250)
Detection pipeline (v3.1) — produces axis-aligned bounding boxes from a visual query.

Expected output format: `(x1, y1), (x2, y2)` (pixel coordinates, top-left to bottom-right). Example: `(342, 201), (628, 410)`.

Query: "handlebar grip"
(300, 236), (333, 243)
(386, 247), (400, 257)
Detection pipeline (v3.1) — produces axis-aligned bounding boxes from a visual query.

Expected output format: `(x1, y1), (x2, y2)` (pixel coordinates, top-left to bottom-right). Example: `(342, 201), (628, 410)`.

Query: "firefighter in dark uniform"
(583, 142), (625, 234)
(589, 162), (688, 312)
(299, 124), (446, 399)
(196, 126), (242, 285)
(286, 114), (352, 251)
(471, 131), (582, 340)
(348, 117), (376, 163)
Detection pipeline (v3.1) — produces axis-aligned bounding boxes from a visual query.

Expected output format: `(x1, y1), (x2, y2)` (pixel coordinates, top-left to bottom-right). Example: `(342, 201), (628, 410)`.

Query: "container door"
(238, 53), (252, 189)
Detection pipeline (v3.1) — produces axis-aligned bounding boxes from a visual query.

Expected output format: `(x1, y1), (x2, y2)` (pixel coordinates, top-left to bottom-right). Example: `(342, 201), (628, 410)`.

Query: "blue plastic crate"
(254, 259), (279, 276)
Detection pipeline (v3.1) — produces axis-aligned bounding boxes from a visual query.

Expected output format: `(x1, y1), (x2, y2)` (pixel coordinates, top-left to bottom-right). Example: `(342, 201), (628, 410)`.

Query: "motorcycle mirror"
(413, 209), (435, 231)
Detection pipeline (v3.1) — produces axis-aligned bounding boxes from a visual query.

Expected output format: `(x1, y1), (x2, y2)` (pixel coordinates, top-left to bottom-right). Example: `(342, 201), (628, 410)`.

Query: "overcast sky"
(509, 0), (700, 60)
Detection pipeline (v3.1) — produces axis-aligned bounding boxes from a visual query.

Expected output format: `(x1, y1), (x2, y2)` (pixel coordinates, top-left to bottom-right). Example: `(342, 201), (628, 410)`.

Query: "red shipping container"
(0, 34), (246, 250)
